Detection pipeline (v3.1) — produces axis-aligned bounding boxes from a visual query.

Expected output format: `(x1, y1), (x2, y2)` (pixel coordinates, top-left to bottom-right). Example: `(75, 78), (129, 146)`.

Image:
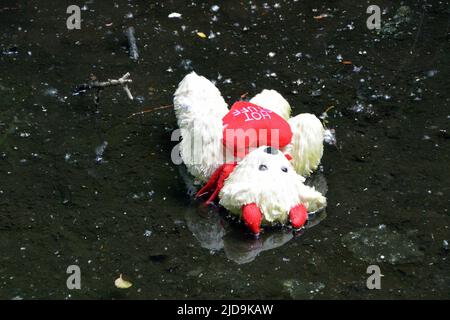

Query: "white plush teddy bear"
(174, 72), (326, 235)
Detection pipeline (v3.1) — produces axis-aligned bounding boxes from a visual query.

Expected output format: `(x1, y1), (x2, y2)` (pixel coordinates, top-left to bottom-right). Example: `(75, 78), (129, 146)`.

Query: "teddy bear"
(173, 72), (326, 235)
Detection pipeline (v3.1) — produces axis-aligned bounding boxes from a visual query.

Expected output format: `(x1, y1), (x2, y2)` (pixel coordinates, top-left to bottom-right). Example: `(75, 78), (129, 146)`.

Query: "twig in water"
(240, 92), (249, 99)
(73, 73), (134, 104)
(127, 104), (174, 119)
(125, 27), (139, 60)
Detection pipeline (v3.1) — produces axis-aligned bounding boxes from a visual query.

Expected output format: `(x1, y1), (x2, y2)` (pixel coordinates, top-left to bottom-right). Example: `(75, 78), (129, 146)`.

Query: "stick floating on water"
(73, 72), (134, 102)
(127, 104), (174, 119)
(125, 26), (139, 61)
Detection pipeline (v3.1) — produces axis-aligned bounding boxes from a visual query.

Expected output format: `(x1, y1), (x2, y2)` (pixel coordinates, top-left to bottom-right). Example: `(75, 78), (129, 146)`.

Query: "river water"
(0, 0), (449, 299)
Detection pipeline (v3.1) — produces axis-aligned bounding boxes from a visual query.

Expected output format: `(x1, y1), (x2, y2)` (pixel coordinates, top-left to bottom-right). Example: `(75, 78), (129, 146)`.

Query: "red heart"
(222, 101), (292, 157)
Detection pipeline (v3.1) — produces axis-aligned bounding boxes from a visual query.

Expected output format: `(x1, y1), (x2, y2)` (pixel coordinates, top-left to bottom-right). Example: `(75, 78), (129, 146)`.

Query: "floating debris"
(313, 13), (330, 20)
(168, 12), (182, 19)
(143, 230), (152, 237)
(342, 226), (424, 265)
(283, 279), (325, 299)
(180, 59), (193, 71)
(125, 26), (139, 61)
(324, 129), (337, 146)
(44, 87), (58, 97)
(352, 65), (363, 73)
(311, 89), (322, 97)
(114, 274), (132, 289)
(197, 32), (207, 39)
(379, 6), (413, 37)
(95, 141), (108, 164)
(426, 70), (438, 78)
(73, 73), (134, 102)
(2, 46), (18, 56)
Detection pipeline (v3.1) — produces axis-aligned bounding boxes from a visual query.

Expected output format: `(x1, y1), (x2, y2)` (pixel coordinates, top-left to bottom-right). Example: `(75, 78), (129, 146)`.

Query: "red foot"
(289, 204), (308, 229)
(242, 203), (263, 235)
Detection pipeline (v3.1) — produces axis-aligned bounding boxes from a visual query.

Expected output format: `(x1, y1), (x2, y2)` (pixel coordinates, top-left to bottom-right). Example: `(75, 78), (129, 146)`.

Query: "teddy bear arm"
(284, 113), (325, 177)
(297, 184), (327, 213)
(174, 72), (230, 181)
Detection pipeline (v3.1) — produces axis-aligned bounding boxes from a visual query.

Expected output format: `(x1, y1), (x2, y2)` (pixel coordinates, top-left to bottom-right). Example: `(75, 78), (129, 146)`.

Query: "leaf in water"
(197, 32), (207, 39)
(114, 274), (132, 289)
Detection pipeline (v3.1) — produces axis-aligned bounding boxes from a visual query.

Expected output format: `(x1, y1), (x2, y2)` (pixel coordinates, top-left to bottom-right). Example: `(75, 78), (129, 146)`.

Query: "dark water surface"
(0, 0), (449, 299)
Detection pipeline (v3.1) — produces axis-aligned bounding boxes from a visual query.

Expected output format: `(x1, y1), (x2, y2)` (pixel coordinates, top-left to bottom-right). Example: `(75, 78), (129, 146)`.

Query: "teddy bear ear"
(284, 113), (325, 177)
(249, 89), (291, 120)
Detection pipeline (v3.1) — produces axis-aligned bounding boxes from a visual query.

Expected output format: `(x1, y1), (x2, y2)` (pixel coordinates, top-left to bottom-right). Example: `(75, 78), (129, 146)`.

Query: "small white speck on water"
(426, 70), (438, 78)
(443, 240), (449, 250)
(168, 12), (182, 19)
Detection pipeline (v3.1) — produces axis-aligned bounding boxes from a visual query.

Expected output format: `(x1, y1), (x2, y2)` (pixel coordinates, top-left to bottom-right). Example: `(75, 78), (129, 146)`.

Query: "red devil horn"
(196, 162), (237, 204)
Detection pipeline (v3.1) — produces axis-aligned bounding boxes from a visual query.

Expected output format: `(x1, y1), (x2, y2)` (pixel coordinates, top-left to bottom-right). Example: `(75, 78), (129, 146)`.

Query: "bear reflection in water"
(182, 166), (328, 264)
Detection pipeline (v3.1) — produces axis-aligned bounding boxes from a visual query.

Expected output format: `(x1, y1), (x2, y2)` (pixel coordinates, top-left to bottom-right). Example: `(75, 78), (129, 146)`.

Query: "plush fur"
(173, 72), (327, 226)
(173, 72), (229, 181)
(219, 146), (326, 225)
(283, 113), (324, 176)
(249, 89), (292, 120)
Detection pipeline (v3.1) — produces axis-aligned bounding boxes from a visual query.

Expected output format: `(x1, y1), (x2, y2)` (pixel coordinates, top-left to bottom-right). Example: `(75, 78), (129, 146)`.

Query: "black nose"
(264, 147), (278, 155)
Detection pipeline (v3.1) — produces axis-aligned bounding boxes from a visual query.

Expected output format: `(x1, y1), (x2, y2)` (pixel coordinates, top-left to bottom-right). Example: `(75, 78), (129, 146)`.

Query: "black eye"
(281, 167), (288, 173)
(259, 164), (268, 171)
